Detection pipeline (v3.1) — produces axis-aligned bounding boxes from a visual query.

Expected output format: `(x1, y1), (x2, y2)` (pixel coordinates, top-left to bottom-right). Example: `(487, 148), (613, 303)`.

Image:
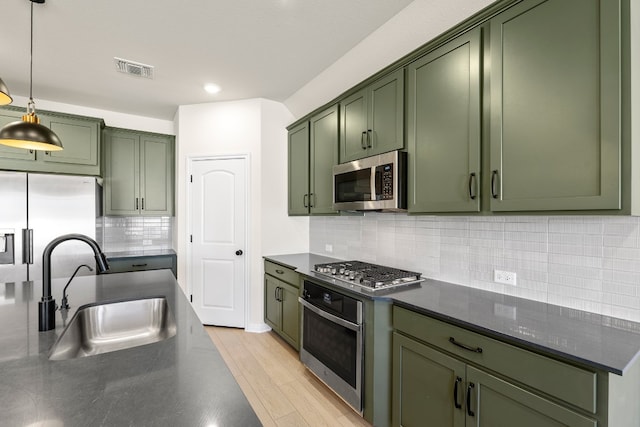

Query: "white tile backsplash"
(310, 213), (640, 322)
(97, 216), (173, 252)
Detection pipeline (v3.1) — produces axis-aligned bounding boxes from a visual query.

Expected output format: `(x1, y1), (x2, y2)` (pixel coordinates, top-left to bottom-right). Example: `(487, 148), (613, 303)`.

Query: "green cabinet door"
(140, 134), (174, 216)
(288, 122), (310, 215)
(340, 69), (404, 162)
(104, 129), (140, 215)
(368, 68), (404, 157)
(340, 89), (368, 162)
(0, 110), (36, 161)
(489, 0), (621, 211)
(309, 104), (338, 214)
(279, 280), (300, 350)
(466, 366), (596, 427)
(407, 28), (481, 213)
(393, 332), (466, 427)
(264, 275), (282, 332)
(42, 115), (99, 169)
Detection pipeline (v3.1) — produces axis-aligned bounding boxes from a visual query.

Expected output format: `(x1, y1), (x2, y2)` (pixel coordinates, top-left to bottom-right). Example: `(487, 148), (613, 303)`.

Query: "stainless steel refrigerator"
(0, 171), (98, 284)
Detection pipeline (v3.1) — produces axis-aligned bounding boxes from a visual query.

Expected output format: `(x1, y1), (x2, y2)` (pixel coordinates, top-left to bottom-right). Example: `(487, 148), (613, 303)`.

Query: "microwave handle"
(372, 167), (379, 201)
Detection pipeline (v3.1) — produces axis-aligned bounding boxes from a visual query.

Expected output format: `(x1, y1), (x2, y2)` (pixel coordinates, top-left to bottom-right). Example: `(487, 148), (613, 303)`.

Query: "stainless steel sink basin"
(49, 296), (177, 361)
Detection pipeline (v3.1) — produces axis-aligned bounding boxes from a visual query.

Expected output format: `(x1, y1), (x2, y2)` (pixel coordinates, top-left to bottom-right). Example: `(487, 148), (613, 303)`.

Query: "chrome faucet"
(39, 234), (109, 331)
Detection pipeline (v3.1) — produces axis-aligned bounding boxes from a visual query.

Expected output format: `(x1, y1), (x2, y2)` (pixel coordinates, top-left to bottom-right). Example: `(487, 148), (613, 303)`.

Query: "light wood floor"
(206, 326), (372, 427)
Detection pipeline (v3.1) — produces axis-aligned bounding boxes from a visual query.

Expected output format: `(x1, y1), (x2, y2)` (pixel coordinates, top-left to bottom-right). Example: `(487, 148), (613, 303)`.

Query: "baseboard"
(245, 322), (271, 333)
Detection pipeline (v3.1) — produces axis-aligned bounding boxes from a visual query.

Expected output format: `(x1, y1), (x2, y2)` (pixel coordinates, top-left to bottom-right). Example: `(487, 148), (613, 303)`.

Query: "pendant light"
(0, 77), (12, 105)
(0, 0), (63, 151)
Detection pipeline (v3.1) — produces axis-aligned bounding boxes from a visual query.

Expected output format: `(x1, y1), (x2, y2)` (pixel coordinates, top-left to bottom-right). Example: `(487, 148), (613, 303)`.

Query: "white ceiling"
(0, 0), (415, 120)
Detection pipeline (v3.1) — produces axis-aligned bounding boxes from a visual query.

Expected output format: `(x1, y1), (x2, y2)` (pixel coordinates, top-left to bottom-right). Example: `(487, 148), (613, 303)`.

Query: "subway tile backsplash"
(97, 216), (173, 252)
(311, 214), (640, 322)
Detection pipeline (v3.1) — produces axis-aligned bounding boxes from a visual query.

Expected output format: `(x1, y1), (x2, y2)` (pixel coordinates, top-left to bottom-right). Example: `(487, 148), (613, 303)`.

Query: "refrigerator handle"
(22, 229), (34, 265)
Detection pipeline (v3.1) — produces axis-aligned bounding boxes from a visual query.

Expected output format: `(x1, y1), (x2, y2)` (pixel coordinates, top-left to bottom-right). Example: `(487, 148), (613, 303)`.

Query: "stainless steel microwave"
(332, 151), (407, 211)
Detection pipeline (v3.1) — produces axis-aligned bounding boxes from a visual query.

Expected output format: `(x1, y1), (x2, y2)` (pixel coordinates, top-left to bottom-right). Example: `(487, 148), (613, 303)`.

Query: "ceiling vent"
(114, 57), (154, 79)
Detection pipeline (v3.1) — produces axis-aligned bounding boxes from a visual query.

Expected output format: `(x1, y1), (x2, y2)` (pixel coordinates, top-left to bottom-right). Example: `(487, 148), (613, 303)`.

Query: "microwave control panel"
(377, 164), (394, 199)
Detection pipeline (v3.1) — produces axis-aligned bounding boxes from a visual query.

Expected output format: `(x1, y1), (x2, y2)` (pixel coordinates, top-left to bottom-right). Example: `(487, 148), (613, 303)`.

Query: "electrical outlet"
(494, 269), (517, 286)
(325, 244), (333, 253)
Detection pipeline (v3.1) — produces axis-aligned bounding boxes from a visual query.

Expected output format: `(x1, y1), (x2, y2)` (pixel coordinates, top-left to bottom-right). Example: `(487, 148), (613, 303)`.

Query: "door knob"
(235, 250), (243, 256)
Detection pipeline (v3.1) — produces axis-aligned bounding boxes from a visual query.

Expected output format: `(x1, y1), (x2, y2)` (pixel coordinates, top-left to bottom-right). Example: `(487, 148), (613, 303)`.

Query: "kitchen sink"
(49, 296), (177, 361)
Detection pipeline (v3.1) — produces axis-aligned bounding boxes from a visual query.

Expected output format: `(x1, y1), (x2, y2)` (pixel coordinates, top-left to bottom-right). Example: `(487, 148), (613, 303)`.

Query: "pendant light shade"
(0, 0), (63, 151)
(0, 106), (62, 151)
(0, 78), (12, 105)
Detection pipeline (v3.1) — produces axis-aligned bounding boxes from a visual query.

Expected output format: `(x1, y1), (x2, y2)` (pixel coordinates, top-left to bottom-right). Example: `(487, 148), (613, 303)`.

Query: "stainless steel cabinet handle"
(303, 194), (308, 208)
(449, 337), (483, 353)
(275, 269), (284, 275)
(491, 170), (499, 199)
(141, 198), (145, 210)
(367, 129), (372, 148)
(22, 229), (33, 265)
(361, 131), (367, 149)
(309, 193), (315, 208)
(468, 173), (477, 200)
(131, 263), (148, 267)
(135, 198), (139, 210)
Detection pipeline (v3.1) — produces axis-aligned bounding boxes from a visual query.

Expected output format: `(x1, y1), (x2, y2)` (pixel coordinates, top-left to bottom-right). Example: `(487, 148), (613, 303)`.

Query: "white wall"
(174, 98), (303, 331)
(284, 0), (494, 118)
(10, 95), (174, 135)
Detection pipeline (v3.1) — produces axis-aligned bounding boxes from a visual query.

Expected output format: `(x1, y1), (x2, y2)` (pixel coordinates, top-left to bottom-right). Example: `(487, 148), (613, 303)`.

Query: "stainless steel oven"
(299, 280), (363, 413)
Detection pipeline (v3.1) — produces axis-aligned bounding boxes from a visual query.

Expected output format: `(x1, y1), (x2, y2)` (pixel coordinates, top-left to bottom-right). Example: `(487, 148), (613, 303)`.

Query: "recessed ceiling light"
(204, 84), (221, 94)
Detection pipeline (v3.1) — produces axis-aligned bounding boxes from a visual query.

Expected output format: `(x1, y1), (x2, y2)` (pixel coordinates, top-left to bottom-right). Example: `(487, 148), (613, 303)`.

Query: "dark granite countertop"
(0, 270), (260, 426)
(103, 248), (177, 259)
(264, 253), (640, 376)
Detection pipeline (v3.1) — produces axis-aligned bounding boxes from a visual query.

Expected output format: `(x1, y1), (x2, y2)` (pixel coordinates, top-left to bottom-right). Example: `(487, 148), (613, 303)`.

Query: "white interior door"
(190, 157), (247, 327)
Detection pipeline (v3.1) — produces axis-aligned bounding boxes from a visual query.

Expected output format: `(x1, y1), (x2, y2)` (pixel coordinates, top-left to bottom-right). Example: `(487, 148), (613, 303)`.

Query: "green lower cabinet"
(264, 272), (300, 350)
(393, 331), (597, 427)
(466, 366), (596, 427)
(393, 332), (466, 427)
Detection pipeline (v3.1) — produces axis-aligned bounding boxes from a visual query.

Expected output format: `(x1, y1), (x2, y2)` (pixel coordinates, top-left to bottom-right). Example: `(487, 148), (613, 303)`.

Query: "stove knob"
(330, 267), (337, 275)
(339, 267), (346, 275)
(349, 271), (356, 280)
(354, 273), (363, 284)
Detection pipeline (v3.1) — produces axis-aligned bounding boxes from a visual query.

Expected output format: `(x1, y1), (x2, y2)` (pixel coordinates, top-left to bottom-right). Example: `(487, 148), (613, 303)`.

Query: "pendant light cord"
(28, 0), (35, 114)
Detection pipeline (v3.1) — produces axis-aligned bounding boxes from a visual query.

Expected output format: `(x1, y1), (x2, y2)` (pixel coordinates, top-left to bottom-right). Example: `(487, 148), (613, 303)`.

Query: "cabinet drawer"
(264, 260), (299, 287)
(393, 306), (596, 413)
(107, 255), (175, 276)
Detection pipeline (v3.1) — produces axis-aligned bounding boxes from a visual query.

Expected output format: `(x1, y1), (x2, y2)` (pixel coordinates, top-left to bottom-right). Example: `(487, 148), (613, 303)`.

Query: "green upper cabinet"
(407, 28), (482, 213)
(309, 105), (339, 214)
(488, 0), (621, 212)
(288, 121), (310, 215)
(42, 115), (99, 168)
(340, 69), (404, 162)
(288, 105), (338, 216)
(0, 107), (102, 175)
(103, 127), (174, 216)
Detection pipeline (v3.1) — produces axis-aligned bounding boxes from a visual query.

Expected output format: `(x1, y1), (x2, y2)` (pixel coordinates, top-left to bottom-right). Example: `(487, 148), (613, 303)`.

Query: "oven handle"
(298, 297), (361, 332)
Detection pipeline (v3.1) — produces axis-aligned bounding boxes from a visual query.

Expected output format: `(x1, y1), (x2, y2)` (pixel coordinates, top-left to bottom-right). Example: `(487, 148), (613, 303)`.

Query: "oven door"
(299, 297), (363, 413)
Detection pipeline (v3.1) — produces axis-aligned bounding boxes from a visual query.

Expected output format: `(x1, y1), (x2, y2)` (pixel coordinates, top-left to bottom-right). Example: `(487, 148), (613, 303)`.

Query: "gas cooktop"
(313, 260), (423, 292)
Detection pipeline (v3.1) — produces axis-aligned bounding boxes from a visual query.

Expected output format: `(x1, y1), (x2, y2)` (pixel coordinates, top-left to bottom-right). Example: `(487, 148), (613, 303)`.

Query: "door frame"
(186, 154), (251, 329)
